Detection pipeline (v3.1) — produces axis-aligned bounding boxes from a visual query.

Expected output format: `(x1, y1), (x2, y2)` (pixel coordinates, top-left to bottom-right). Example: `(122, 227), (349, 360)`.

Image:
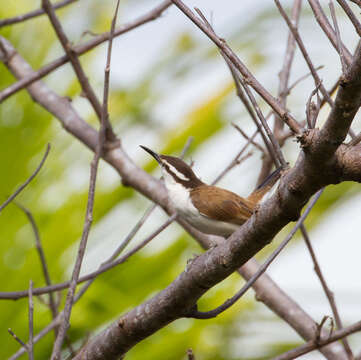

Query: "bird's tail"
(247, 167), (283, 205)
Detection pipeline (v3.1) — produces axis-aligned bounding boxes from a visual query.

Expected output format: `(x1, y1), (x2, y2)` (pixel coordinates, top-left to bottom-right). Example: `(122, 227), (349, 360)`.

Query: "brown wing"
(190, 186), (254, 225)
(247, 167), (283, 205)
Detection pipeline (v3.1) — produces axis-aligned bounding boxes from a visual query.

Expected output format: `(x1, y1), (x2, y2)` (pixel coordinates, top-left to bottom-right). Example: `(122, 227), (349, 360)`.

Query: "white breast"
(163, 171), (239, 237)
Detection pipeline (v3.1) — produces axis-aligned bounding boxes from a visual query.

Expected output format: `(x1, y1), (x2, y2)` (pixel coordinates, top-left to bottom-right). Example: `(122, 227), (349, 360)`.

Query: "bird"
(140, 145), (282, 238)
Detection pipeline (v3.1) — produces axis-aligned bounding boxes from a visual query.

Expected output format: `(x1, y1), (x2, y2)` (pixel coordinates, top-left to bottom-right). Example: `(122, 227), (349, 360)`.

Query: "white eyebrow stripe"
(164, 162), (189, 181)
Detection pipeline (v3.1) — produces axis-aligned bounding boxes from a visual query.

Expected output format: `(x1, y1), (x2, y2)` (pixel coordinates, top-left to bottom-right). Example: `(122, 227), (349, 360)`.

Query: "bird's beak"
(140, 145), (162, 165)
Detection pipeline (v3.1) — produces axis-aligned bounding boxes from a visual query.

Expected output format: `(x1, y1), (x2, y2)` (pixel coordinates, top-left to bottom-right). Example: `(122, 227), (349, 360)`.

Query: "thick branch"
(336, 143), (361, 182)
(314, 42), (361, 157)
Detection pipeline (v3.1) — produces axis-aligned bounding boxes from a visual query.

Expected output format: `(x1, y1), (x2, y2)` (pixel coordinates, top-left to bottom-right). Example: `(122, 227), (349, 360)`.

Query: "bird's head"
(140, 145), (203, 189)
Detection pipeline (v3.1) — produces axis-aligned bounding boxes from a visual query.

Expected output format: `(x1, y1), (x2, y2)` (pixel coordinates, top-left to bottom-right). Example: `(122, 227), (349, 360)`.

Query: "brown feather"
(190, 186), (254, 225)
(247, 167), (283, 205)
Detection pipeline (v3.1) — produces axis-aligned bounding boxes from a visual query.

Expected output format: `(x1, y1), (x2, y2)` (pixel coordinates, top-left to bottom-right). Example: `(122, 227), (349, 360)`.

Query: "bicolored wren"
(141, 146), (282, 237)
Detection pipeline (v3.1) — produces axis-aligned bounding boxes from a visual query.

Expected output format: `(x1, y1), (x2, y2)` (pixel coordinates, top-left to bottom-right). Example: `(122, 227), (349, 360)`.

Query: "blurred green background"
(0, 0), (360, 359)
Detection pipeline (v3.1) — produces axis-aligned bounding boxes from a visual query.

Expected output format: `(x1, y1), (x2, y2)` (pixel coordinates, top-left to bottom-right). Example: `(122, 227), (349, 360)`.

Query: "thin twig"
(41, 0), (118, 144)
(287, 65), (324, 95)
(73, 203), (158, 301)
(301, 225), (354, 359)
(74, 212), (177, 301)
(8, 329), (28, 350)
(28, 281), (34, 360)
(307, 0), (352, 65)
(336, 0), (361, 37)
(170, 0), (302, 134)
(228, 58), (278, 165)
(180, 136), (194, 158)
(186, 190), (323, 319)
(277, 0), (302, 103)
(15, 203), (58, 322)
(329, 1), (348, 74)
(272, 319), (361, 360)
(0, 0), (77, 28)
(50, 1), (121, 358)
(270, 0), (302, 188)
(315, 315), (334, 343)
(275, 0), (334, 107)
(212, 129), (259, 185)
(195, 8), (286, 168)
(223, 53), (279, 166)
(239, 76), (287, 167)
(9, 315), (62, 360)
(274, 0), (302, 145)
(231, 123), (265, 154)
(0, 1), (172, 103)
(0, 144), (50, 213)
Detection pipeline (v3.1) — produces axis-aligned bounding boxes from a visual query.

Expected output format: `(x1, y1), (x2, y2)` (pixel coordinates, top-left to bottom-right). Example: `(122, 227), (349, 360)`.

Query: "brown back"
(191, 186), (254, 225)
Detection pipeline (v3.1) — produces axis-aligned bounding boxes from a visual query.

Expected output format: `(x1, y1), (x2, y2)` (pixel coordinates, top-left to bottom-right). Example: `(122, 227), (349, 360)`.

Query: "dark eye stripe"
(163, 163), (194, 189)
(161, 157), (204, 189)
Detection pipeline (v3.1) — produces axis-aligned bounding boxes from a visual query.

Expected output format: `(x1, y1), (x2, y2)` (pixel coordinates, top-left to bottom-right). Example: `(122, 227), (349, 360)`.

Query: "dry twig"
(28, 281), (34, 360)
(301, 225), (354, 358)
(0, 0), (78, 28)
(335, 0), (361, 37)
(275, 0), (334, 106)
(0, 144), (50, 213)
(41, 0), (118, 145)
(16, 203), (58, 323)
(273, 319), (361, 360)
(308, 0), (352, 65)
(329, 1), (348, 74)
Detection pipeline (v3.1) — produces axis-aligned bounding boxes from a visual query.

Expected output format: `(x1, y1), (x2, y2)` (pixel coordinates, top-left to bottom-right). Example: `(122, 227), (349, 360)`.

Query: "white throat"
(162, 168), (192, 214)
(162, 168), (239, 237)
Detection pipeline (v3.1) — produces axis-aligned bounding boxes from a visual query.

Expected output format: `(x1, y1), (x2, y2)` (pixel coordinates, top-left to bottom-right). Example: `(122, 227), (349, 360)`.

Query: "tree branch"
(314, 42), (361, 157)
(28, 280), (34, 360)
(0, 144), (50, 213)
(41, 0), (118, 146)
(308, 0), (353, 65)
(301, 225), (354, 358)
(275, 0), (334, 107)
(335, 0), (361, 37)
(273, 319), (361, 360)
(15, 203), (59, 332)
(0, 0), (78, 28)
